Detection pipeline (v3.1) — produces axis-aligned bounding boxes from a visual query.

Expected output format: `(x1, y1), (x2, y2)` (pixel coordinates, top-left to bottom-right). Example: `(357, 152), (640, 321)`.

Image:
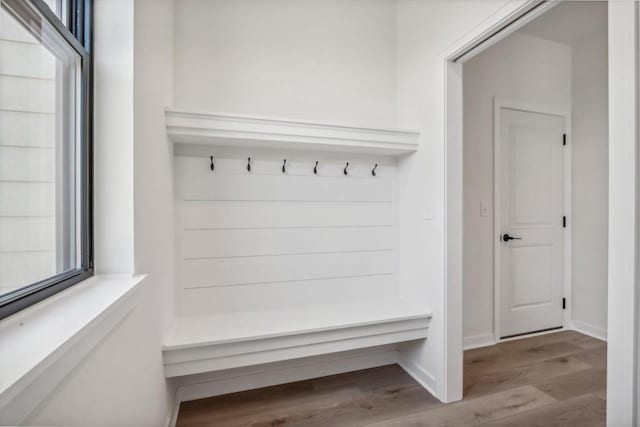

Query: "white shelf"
(166, 109), (420, 156)
(162, 299), (431, 377)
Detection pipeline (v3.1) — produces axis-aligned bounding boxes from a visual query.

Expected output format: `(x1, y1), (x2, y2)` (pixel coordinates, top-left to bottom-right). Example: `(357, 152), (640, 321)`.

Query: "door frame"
(492, 98), (572, 342)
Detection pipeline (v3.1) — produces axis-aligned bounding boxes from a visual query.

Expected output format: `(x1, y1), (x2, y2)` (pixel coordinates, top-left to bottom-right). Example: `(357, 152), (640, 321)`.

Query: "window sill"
(0, 274), (146, 423)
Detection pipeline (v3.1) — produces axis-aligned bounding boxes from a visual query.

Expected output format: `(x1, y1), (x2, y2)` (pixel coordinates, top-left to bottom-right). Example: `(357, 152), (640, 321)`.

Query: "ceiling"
(517, 1), (607, 46)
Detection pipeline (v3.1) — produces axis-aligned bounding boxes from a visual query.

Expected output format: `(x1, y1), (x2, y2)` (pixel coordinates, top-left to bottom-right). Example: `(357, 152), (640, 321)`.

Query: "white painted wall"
(133, 0), (177, 335)
(92, 0), (134, 276)
(173, 0), (397, 127)
(394, 0), (513, 401)
(461, 32), (572, 345)
(571, 29), (608, 339)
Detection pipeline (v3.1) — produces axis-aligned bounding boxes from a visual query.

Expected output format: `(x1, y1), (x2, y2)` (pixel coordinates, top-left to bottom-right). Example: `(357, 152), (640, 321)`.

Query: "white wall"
(173, 0), (397, 127)
(133, 0), (177, 336)
(571, 29), (608, 338)
(461, 32), (572, 345)
(132, 0), (178, 419)
(394, 0), (512, 401)
(92, 0), (135, 276)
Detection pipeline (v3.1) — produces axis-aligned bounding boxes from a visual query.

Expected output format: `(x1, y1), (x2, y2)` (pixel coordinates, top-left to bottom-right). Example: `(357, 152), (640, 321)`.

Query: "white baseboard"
(174, 346), (398, 403)
(571, 320), (607, 342)
(397, 358), (437, 398)
(463, 333), (496, 350)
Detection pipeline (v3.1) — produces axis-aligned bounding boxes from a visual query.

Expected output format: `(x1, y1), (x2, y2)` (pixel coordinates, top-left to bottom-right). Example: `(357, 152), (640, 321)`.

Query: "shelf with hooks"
(166, 109), (420, 156)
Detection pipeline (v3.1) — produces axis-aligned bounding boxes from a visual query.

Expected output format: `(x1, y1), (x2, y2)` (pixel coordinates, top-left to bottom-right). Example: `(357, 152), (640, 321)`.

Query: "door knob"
(502, 233), (522, 242)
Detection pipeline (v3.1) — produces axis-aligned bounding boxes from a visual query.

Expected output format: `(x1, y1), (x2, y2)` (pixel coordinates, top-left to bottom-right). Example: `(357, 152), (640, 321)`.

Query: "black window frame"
(0, 0), (93, 320)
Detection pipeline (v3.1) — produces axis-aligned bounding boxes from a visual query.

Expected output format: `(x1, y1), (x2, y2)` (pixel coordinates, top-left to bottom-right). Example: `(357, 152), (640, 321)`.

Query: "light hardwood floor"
(175, 331), (606, 426)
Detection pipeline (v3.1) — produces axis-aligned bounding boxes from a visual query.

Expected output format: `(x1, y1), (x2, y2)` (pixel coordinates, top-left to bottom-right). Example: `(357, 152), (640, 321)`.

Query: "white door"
(499, 107), (565, 338)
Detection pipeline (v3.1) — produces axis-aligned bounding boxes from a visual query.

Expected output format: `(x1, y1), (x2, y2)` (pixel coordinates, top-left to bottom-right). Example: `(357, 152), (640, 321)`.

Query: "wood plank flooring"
(175, 331), (606, 426)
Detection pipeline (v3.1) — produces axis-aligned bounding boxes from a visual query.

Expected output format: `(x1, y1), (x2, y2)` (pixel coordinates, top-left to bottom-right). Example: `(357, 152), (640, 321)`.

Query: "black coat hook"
(314, 161), (318, 175)
(372, 163), (378, 177)
(247, 157), (251, 173)
(282, 159), (287, 174)
(210, 156), (215, 172)
(344, 162), (349, 176)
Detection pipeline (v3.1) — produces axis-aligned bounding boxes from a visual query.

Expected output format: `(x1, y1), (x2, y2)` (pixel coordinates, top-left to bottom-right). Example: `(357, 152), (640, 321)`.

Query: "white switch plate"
(480, 201), (489, 217)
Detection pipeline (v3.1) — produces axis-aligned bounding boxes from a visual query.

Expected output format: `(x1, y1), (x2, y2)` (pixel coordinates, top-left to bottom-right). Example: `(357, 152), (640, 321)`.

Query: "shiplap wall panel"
(180, 173), (392, 202)
(183, 251), (393, 289)
(181, 201), (392, 229)
(180, 274), (394, 315)
(183, 227), (392, 259)
(0, 111), (55, 148)
(176, 155), (396, 315)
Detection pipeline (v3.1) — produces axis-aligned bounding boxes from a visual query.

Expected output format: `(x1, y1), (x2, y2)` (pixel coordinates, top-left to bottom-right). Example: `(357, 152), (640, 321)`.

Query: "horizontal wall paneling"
(179, 274), (395, 316)
(176, 155), (397, 315)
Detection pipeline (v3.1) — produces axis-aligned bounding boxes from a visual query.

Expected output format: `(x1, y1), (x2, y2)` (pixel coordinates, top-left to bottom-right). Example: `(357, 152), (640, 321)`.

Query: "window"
(0, 0), (92, 319)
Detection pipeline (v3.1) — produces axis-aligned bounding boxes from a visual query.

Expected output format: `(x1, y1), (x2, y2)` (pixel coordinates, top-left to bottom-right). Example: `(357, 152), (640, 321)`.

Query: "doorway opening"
(459, 0), (608, 348)
(442, 1), (639, 422)
(451, 3), (610, 415)
(444, 1), (610, 411)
